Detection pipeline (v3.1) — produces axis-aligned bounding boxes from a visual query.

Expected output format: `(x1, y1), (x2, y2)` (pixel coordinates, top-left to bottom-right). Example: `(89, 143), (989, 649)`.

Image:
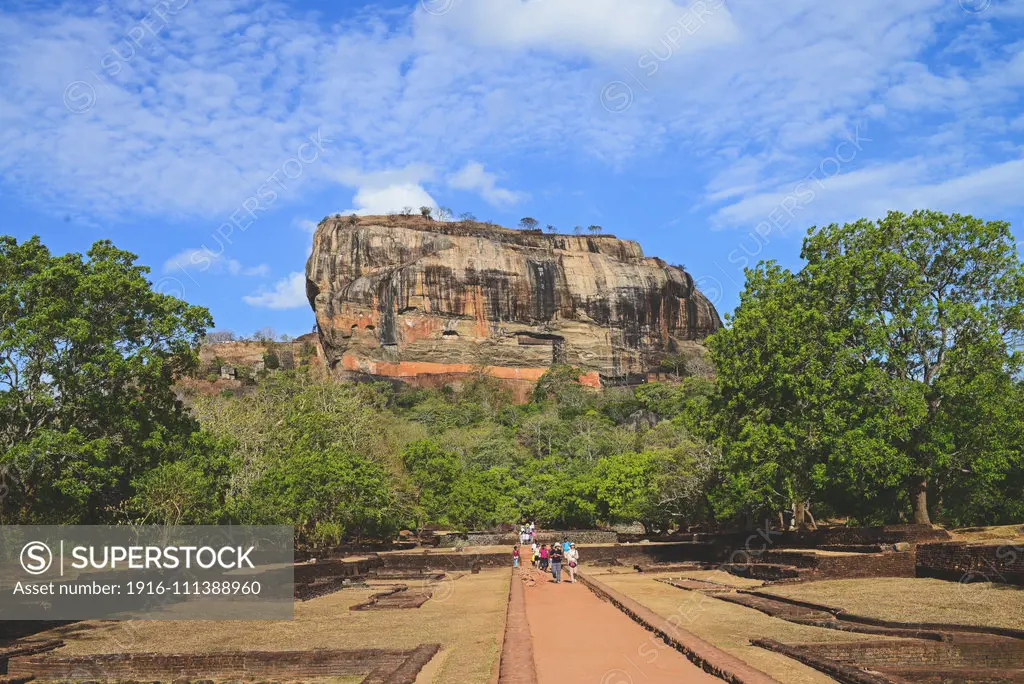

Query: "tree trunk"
(910, 475), (931, 525)
(794, 501), (806, 529)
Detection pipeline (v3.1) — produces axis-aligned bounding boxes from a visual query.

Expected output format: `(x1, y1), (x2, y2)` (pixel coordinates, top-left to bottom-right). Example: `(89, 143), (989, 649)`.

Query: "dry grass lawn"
(946, 523), (1024, 545)
(762, 576), (1024, 630)
(587, 567), (765, 589)
(36, 570), (511, 684)
(594, 572), (893, 684)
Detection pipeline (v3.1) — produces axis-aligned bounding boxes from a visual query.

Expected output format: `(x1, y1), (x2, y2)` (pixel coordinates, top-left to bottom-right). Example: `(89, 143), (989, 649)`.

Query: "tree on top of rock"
(588, 225), (603, 234)
(519, 217), (539, 230)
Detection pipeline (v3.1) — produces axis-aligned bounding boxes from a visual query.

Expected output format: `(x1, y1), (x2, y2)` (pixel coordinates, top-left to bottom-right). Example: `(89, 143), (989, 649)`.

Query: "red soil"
(521, 568), (721, 684)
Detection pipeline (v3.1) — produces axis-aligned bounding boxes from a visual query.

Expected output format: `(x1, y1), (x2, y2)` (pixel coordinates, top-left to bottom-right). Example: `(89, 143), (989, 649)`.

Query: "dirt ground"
(761, 576), (1024, 629)
(35, 570), (510, 684)
(520, 566), (720, 683)
(593, 571), (892, 684)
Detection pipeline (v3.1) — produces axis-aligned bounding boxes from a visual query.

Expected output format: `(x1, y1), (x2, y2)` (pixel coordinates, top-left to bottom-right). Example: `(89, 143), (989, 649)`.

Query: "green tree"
(0, 236), (212, 523)
(707, 263), (852, 527)
(594, 451), (667, 533)
(519, 217), (539, 230)
(251, 446), (397, 542)
(801, 211), (1024, 524)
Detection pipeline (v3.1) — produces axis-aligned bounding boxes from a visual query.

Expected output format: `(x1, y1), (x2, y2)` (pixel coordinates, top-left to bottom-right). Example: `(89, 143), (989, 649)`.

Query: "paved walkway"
(521, 567), (721, 683)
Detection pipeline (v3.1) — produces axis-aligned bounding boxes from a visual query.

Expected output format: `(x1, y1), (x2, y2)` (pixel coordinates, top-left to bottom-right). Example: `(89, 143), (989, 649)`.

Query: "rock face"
(305, 216), (721, 393)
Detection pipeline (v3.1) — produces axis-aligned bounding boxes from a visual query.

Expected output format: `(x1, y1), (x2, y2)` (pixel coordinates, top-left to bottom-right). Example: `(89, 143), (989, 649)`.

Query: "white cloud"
(711, 158), (1024, 230)
(416, 0), (740, 59)
(0, 0), (1021, 235)
(448, 161), (526, 206)
(292, 218), (319, 234)
(346, 183), (438, 215)
(243, 272), (308, 310)
(163, 248), (268, 277)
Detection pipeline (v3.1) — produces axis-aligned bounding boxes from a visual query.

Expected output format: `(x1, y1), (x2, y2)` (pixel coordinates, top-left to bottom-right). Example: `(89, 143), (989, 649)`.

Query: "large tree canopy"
(0, 236), (212, 522)
(710, 211), (1024, 526)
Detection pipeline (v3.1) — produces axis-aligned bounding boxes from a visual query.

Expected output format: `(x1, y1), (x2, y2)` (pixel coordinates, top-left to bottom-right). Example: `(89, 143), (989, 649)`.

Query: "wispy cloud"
(448, 161), (526, 207)
(243, 272), (308, 310)
(163, 248), (269, 277)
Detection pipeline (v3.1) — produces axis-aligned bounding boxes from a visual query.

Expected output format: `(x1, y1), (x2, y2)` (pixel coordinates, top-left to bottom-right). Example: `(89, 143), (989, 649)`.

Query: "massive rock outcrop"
(305, 215), (721, 393)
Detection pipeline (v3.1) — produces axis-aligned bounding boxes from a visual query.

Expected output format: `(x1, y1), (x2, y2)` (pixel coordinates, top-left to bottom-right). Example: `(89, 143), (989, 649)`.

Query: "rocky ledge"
(305, 215), (721, 392)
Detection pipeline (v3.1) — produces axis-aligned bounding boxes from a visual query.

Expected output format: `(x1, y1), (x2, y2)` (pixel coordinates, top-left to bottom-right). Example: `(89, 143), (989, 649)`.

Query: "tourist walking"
(531, 541), (539, 566)
(512, 545), (520, 568)
(549, 543), (564, 583)
(565, 542), (579, 583)
(539, 544), (549, 571)
(562, 537), (571, 553)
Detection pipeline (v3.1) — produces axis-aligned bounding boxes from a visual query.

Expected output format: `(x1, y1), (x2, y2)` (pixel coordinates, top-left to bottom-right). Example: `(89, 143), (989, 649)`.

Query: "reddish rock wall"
(306, 216), (721, 391)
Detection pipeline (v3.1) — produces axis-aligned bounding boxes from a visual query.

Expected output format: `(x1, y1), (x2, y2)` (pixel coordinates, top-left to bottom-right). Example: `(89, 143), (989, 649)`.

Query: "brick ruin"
(5, 645), (441, 684)
(754, 636), (1024, 684)
(916, 540), (1024, 586)
(5, 525), (1021, 683)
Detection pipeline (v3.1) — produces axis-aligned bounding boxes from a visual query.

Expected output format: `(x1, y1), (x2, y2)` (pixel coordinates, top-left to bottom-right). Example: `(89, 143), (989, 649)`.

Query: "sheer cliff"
(305, 215), (721, 391)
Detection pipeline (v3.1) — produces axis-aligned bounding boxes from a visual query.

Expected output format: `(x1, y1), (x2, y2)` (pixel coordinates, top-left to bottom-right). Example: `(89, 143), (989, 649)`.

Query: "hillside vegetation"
(2, 210), (1023, 540)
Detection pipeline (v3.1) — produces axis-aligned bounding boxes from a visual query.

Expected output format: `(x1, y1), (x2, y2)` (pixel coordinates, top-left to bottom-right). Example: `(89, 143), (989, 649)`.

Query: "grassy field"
(592, 571), (895, 684)
(39, 569), (511, 684)
(761, 576), (1024, 630)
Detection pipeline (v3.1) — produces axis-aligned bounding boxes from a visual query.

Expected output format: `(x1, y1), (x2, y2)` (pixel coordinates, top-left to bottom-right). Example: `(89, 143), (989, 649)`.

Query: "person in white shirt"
(565, 543), (580, 583)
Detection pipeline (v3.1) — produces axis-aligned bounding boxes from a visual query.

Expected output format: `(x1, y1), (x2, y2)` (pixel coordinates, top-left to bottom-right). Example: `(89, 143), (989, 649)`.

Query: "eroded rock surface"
(305, 216), (721, 390)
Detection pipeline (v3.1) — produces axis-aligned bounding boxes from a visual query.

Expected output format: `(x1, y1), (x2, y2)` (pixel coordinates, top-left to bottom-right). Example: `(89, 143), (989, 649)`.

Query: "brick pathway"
(521, 568), (721, 683)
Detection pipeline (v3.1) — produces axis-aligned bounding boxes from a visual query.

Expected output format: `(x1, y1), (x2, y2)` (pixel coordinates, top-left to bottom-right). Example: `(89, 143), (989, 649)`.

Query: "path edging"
(578, 572), (781, 684)
(497, 568), (538, 684)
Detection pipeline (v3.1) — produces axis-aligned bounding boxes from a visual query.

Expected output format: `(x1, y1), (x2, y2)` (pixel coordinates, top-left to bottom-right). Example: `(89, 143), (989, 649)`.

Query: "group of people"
(511, 534), (580, 583)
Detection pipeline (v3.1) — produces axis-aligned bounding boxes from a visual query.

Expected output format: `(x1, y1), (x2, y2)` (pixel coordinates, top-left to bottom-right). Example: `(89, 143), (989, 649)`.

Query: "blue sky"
(1, 0), (1023, 338)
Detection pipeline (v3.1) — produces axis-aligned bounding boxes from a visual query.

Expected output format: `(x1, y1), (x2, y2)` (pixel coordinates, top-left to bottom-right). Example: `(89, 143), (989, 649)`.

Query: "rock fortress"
(305, 214), (723, 396)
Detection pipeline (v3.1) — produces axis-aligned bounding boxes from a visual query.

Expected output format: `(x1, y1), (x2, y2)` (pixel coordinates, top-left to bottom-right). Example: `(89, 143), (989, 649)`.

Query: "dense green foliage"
(0, 237), (212, 523)
(710, 211), (1024, 527)
(3, 213), (1022, 538)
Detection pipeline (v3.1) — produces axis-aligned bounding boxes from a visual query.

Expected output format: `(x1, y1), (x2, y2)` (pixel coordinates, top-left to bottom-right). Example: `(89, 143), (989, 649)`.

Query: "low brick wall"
(755, 637), (1024, 684)
(636, 525), (949, 548)
(813, 550), (916, 579)
(438, 529), (618, 548)
(916, 542), (1024, 585)
(8, 646), (442, 682)
(381, 542), (918, 580)
(381, 542), (741, 571)
(294, 557), (382, 583)
(767, 636), (1024, 669)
